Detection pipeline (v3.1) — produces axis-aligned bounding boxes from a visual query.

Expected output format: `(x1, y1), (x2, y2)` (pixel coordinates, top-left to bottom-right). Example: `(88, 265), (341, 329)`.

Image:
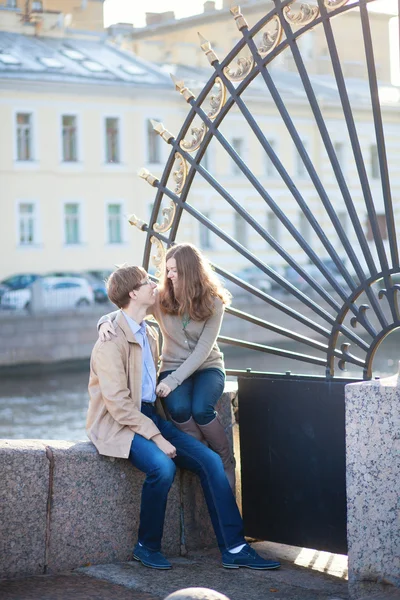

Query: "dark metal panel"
(238, 375), (356, 554)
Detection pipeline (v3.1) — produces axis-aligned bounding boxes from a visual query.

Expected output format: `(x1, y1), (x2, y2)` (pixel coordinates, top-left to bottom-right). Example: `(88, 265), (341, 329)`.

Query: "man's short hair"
(106, 265), (147, 308)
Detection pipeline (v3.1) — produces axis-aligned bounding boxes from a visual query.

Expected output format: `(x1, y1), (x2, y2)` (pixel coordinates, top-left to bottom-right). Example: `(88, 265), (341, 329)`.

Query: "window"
(64, 203), (80, 244)
(231, 138), (243, 176)
(107, 204), (122, 244)
(366, 214), (388, 241)
(265, 140), (277, 177)
(266, 211), (280, 242)
(31, 1), (43, 11)
(6, 0), (17, 8)
(370, 144), (379, 179)
(16, 113), (32, 161)
(337, 210), (348, 237)
(62, 115), (78, 162)
(147, 119), (161, 163)
(295, 141), (308, 178)
(333, 141), (345, 172)
(199, 213), (212, 249)
(299, 211), (312, 240)
(105, 118), (120, 163)
(234, 212), (248, 246)
(18, 203), (35, 245)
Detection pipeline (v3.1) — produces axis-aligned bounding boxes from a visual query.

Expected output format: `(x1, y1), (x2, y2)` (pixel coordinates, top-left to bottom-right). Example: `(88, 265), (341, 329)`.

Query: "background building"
(0, 0), (399, 281)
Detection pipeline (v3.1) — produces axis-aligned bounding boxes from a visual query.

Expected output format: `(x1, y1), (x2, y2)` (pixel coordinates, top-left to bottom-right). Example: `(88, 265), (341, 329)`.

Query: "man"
(87, 265), (281, 571)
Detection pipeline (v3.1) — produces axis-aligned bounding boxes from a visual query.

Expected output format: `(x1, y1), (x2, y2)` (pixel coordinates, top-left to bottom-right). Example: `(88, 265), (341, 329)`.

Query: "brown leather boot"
(170, 416), (207, 444)
(198, 416), (236, 491)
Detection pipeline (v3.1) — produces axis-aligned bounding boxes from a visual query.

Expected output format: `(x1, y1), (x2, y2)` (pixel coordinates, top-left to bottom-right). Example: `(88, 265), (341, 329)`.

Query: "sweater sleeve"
(97, 310), (119, 330)
(161, 300), (224, 391)
(93, 341), (161, 439)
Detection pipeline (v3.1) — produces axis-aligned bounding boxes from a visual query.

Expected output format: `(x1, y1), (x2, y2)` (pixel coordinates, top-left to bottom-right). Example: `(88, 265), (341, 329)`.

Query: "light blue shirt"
(123, 312), (157, 404)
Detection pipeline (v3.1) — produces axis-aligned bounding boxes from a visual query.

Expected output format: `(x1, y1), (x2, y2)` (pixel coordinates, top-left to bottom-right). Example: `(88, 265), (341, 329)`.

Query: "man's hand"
(156, 382), (172, 398)
(99, 322), (117, 342)
(152, 434), (177, 458)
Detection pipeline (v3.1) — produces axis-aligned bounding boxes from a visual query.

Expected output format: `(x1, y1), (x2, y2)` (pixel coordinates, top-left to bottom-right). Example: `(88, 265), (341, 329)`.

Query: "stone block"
(45, 441), (181, 573)
(346, 368), (400, 599)
(0, 440), (49, 579)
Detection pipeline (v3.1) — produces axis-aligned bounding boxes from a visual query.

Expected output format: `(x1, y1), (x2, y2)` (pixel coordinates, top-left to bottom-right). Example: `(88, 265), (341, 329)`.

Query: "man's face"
(134, 275), (157, 307)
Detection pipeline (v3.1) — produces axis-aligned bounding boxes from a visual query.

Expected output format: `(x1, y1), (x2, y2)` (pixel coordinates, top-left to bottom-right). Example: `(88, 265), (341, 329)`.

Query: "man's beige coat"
(86, 310), (165, 459)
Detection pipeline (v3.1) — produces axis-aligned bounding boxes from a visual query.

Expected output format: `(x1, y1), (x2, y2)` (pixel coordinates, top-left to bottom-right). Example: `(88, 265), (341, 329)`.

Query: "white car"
(1, 277), (94, 311)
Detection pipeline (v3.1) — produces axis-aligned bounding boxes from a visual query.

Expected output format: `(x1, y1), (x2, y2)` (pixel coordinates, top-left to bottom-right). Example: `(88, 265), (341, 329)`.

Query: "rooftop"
(0, 31), (171, 88)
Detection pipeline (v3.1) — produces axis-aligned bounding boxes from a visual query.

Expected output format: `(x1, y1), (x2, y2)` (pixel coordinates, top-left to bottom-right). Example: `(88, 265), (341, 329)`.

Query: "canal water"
(1, 333), (399, 441)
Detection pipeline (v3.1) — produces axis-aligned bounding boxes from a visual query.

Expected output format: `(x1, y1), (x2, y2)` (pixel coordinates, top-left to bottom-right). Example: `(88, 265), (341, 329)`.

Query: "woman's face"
(166, 257), (178, 287)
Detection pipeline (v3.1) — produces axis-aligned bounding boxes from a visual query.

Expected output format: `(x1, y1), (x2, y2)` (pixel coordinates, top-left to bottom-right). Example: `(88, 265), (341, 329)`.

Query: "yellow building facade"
(1, 1), (399, 283)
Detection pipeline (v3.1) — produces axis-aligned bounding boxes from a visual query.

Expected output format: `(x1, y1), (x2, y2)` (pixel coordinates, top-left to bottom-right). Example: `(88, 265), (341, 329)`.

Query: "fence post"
(345, 365), (400, 598)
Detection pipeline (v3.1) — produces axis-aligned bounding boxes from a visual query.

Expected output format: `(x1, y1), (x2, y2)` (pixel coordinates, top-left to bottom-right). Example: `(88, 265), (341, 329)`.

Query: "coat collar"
(116, 310), (157, 345)
(116, 310), (137, 343)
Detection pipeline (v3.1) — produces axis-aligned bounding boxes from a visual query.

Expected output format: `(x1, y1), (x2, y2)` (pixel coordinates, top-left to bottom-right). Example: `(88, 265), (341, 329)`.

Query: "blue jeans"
(158, 368), (225, 425)
(129, 402), (244, 553)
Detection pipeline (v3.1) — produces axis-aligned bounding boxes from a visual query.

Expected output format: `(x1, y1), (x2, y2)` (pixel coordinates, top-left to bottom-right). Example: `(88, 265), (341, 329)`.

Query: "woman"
(98, 243), (235, 488)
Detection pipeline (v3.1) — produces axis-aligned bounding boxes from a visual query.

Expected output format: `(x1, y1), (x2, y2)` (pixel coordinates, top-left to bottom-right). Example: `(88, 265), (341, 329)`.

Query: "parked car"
(223, 265), (271, 296)
(0, 287), (31, 310)
(0, 273), (41, 300)
(47, 271), (108, 303)
(1, 277), (94, 311)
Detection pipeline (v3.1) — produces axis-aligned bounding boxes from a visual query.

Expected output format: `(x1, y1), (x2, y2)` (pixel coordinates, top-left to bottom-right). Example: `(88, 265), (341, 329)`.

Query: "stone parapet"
(345, 368), (400, 599)
(0, 391), (236, 580)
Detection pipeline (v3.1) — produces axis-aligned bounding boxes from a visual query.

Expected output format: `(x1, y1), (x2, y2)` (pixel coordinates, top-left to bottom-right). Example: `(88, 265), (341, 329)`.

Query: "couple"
(87, 243), (280, 571)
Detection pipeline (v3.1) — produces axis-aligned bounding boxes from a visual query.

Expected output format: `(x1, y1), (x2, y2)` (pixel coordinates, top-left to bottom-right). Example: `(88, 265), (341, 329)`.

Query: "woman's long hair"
(158, 243), (231, 321)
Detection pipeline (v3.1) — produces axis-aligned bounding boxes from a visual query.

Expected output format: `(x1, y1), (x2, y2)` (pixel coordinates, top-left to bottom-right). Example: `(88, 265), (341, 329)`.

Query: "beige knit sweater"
(98, 293), (225, 392)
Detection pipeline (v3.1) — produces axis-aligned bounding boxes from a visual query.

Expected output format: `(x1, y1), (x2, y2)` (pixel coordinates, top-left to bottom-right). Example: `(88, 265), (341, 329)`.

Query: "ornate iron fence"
(130, 0), (400, 380)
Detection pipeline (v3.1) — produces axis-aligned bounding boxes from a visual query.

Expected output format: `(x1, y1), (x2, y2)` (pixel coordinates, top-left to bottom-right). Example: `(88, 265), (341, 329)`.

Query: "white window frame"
(58, 111), (82, 166)
(333, 140), (346, 176)
(295, 139), (309, 179)
(265, 139), (278, 178)
(62, 200), (84, 246)
(61, 114), (79, 162)
(199, 212), (213, 250)
(105, 200), (126, 245)
(103, 116), (122, 165)
(266, 211), (280, 243)
(145, 117), (162, 165)
(370, 143), (379, 180)
(15, 199), (41, 247)
(13, 109), (38, 165)
(231, 137), (244, 176)
(234, 211), (248, 247)
(299, 210), (312, 241)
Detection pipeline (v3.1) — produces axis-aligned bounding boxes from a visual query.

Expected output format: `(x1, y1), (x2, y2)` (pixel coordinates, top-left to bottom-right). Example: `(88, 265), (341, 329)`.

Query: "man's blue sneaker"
(133, 543), (172, 570)
(222, 544), (281, 570)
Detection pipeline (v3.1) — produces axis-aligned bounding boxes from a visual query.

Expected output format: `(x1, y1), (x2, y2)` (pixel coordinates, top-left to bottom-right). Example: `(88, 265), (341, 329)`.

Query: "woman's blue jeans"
(158, 368), (225, 425)
(129, 402), (244, 553)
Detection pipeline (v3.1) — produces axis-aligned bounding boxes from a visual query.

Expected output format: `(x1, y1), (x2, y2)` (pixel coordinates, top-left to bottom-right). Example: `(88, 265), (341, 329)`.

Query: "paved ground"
(0, 542), (350, 600)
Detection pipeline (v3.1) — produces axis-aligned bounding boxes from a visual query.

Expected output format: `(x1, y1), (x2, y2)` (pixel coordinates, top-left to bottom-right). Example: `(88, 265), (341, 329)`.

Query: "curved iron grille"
(132, 0), (400, 380)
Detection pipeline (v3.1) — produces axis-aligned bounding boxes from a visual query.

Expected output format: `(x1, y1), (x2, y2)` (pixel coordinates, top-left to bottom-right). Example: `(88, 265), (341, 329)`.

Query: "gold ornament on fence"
(198, 32), (219, 65)
(207, 77), (227, 120)
(138, 167), (159, 187)
(150, 120), (174, 143)
(173, 152), (188, 194)
(180, 122), (207, 153)
(128, 214), (147, 230)
(170, 74), (196, 102)
(150, 236), (165, 278)
(283, 2), (320, 25)
(223, 55), (254, 82)
(153, 201), (176, 233)
(324, 0), (350, 8)
(258, 15), (283, 57)
(230, 6), (248, 31)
